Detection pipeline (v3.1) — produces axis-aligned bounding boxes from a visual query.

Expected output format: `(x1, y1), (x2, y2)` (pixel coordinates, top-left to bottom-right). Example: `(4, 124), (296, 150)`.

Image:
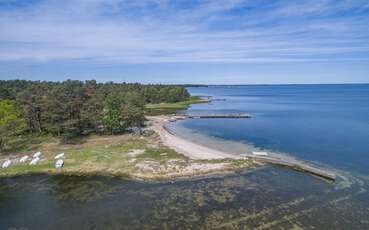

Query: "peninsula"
(0, 80), (335, 182)
(0, 80), (257, 180)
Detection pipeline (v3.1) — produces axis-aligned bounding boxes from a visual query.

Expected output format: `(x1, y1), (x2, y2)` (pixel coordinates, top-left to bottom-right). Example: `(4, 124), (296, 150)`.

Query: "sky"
(0, 0), (369, 84)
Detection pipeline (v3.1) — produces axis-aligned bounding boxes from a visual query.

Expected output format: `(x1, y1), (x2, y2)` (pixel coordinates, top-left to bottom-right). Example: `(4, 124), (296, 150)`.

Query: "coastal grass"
(0, 163), (52, 177)
(145, 96), (208, 115)
(0, 127), (256, 180)
(1, 134), (57, 154)
(0, 134), (182, 177)
(194, 158), (256, 168)
(136, 148), (186, 160)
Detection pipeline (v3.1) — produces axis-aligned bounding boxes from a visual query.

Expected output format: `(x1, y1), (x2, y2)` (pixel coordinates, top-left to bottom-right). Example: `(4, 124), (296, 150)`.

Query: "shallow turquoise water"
(1, 85), (369, 229)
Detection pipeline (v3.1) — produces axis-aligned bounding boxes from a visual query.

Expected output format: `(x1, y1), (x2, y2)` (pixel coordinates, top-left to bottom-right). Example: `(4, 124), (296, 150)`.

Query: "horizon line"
(1, 79), (369, 86)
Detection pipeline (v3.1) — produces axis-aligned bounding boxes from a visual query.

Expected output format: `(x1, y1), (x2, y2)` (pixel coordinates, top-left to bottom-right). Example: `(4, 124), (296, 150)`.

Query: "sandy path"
(148, 116), (238, 160)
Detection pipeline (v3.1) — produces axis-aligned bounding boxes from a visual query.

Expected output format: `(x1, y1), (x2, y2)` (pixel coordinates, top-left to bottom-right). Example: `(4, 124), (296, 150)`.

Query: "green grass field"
(0, 132), (255, 180)
(0, 134), (185, 177)
(145, 96), (209, 115)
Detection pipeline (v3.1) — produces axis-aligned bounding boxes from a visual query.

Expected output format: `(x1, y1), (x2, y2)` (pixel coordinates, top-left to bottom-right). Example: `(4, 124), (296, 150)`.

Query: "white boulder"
(20, 155), (29, 163)
(29, 157), (40, 165)
(33, 151), (42, 158)
(2, 160), (11, 168)
(54, 153), (65, 159)
(55, 159), (64, 169)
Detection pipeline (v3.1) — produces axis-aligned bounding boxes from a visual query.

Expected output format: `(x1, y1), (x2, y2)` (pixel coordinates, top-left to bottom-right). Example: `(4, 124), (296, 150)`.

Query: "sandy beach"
(148, 116), (238, 160)
(147, 116), (337, 181)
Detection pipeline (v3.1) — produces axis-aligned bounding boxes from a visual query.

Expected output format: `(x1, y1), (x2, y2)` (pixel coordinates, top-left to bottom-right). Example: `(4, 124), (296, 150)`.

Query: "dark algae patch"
(1, 168), (368, 230)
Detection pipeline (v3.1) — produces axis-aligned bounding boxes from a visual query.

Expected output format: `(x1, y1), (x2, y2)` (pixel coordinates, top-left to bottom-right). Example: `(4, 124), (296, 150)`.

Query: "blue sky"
(0, 0), (369, 84)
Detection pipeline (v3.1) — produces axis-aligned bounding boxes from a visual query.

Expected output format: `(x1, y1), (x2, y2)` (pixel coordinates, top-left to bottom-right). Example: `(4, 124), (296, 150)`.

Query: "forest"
(0, 80), (190, 151)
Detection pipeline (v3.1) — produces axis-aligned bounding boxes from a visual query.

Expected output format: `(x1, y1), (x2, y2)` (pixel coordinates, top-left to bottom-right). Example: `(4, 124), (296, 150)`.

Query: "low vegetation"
(0, 133), (256, 180)
(145, 96), (208, 115)
(0, 133), (170, 176)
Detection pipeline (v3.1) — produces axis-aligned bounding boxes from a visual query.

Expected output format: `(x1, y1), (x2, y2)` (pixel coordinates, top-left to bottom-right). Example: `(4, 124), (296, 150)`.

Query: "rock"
(127, 149), (145, 157)
(55, 159), (64, 168)
(33, 151), (42, 158)
(2, 160), (11, 168)
(29, 157), (40, 165)
(55, 153), (65, 159)
(19, 155), (29, 163)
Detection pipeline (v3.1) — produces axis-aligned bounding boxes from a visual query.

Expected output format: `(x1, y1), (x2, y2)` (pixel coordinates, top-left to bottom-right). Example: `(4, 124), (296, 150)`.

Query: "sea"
(1, 84), (369, 229)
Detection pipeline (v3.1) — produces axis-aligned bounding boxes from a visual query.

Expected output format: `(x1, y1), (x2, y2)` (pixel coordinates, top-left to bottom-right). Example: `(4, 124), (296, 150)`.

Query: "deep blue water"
(184, 84), (369, 175)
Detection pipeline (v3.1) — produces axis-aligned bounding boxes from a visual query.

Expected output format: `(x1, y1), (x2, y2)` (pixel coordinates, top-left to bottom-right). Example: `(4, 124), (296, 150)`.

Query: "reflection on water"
(1, 171), (368, 229)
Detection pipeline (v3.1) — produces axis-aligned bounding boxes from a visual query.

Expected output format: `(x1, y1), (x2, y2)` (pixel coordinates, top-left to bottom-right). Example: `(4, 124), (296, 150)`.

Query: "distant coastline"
(185, 83), (369, 87)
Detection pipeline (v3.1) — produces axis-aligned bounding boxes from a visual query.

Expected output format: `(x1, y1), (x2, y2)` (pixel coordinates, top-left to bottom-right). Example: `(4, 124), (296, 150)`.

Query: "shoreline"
(148, 115), (337, 181)
(0, 157), (258, 182)
(147, 115), (240, 160)
(0, 118), (258, 181)
(0, 166), (253, 183)
(0, 114), (336, 182)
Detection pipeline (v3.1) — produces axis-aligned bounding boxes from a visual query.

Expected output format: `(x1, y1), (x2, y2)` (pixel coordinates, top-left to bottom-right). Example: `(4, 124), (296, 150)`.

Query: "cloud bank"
(0, 0), (369, 63)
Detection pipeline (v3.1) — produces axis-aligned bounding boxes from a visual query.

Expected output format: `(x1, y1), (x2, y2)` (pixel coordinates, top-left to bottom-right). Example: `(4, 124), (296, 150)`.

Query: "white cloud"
(0, 0), (368, 63)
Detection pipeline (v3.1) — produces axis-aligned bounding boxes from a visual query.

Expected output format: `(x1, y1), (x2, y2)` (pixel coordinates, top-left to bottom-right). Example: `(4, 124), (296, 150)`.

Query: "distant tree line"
(0, 80), (190, 149)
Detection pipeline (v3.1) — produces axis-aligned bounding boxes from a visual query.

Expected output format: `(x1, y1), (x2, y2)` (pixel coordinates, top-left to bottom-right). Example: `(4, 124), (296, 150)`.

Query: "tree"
(121, 93), (145, 134)
(0, 80), (191, 139)
(103, 92), (145, 134)
(103, 93), (123, 134)
(58, 80), (85, 140)
(17, 84), (46, 133)
(42, 85), (67, 136)
(81, 80), (104, 131)
(0, 100), (26, 151)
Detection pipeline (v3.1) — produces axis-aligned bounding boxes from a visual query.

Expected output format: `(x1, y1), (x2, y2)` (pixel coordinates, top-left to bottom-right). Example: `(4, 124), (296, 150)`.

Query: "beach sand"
(147, 116), (336, 181)
(148, 116), (238, 160)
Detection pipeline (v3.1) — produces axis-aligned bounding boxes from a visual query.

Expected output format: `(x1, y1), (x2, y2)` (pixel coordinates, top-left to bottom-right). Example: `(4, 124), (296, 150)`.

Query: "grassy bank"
(145, 96), (209, 115)
(0, 95), (256, 180)
(0, 134), (180, 177)
(0, 132), (256, 180)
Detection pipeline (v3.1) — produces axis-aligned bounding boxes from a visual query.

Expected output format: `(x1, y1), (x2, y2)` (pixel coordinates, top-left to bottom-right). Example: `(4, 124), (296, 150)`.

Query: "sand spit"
(146, 115), (336, 181)
(148, 116), (238, 160)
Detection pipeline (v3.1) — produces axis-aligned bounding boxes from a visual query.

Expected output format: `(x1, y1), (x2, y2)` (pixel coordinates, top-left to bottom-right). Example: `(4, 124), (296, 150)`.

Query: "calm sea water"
(1, 85), (369, 229)
(183, 85), (369, 175)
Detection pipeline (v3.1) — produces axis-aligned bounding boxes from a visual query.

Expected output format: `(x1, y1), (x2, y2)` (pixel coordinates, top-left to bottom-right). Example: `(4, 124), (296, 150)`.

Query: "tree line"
(0, 80), (190, 150)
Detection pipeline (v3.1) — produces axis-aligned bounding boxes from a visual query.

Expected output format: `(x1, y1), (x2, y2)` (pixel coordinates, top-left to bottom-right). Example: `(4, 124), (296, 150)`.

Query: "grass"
(0, 128), (256, 180)
(1, 134), (57, 155)
(0, 134), (186, 178)
(145, 96), (208, 115)
(194, 158), (255, 168)
(136, 148), (186, 160)
(0, 163), (53, 177)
